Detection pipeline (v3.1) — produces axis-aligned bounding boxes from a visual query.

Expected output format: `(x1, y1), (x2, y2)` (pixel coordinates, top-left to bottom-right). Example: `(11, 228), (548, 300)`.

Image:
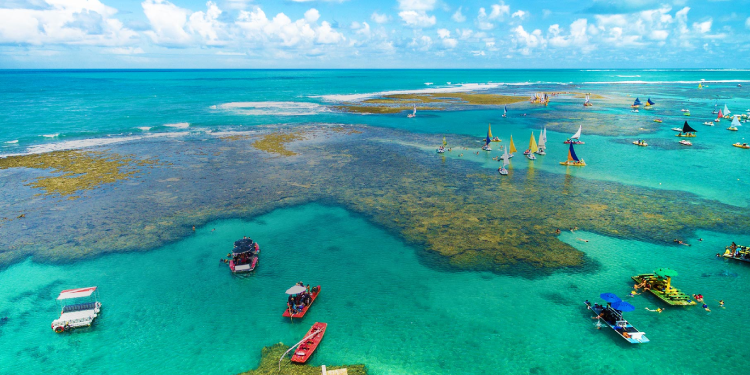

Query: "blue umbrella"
(611, 301), (635, 312)
(600, 293), (622, 303)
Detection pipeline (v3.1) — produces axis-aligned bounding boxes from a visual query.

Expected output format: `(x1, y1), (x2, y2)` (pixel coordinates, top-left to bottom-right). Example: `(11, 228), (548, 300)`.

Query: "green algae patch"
(0, 150), (155, 199)
(252, 132), (302, 156)
(238, 343), (367, 375)
(335, 92), (525, 114)
(332, 105), (440, 114)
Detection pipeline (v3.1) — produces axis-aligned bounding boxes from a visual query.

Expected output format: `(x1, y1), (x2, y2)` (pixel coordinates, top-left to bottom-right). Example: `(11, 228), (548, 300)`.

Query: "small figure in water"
(192, 225), (196, 231)
(212, 228), (215, 233)
(630, 290), (639, 297)
(584, 300), (592, 309)
(577, 238), (589, 243)
(645, 307), (664, 313)
(719, 300), (725, 308)
(702, 304), (711, 312)
(555, 229), (561, 235)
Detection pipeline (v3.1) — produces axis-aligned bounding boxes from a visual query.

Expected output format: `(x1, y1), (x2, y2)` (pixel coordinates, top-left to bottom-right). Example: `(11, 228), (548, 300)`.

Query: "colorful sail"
(567, 143), (580, 162)
(529, 132), (538, 154)
(487, 123), (493, 139)
(647, 98), (655, 106)
(724, 104), (731, 115)
(442, 136), (447, 147)
(485, 135), (491, 146)
(502, 150), (510, 167)
(718, 109), (723, 118)
(698, 83), (703, 89)
(504, 106), (507, 115)
(682, 121), (697, 133)
(412, 104), (417, 116)
(572, 125), (582, 140)
(509, 135), (517, 154)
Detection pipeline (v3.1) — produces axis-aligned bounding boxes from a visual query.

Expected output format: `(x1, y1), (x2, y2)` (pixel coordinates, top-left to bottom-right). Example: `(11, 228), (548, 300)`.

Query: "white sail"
(413, 104), (417, 116)
(732, 116), (742, 127)
(502, 149), (510, 167)
(538, 128), (546, 148)
(572, 125), (582, 140)
(504, 106), (507, 115)
(724, 104), (731, 115)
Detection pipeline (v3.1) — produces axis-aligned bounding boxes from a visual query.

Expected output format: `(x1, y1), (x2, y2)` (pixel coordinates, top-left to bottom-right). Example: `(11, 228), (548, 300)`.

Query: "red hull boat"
(291, 322), (327, 363)
(283, 286), (321, 319)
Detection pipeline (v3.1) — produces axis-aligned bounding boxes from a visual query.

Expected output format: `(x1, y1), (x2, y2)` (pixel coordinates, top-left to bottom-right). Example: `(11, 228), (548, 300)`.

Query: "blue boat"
(632, 97), (642, 108)
(585, 295), (650, 344)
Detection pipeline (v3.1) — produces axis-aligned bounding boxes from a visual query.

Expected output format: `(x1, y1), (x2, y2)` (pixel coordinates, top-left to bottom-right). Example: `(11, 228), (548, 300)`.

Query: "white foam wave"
(5, 140), (19, 144)
(217, 101), (324, 116)
(616, 75), (641, 77)
(316, 83), (503, 102)
(583, 79), (750, 84)
(1, 132), (191, 158)
(42, 133), (59, 138)
(164, 122), (190, 128)
(137, 127), (152, 131)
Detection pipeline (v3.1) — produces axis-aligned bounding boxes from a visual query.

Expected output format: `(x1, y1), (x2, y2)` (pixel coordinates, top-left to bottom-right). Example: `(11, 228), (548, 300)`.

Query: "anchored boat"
(560, 142), (585, 166)
(535, 128), (547, 155)
(229, 237), (259, 273)
(498, 148), (510, 175)
(502, 105), (508, 118)
(733, 142), (750, 149)
(632, 269), (696, 306)
(586, 294), (649, 344)
(564, 125), (584, 144)
(644, 98), (655, 109)
(291, 322), (328, 363)
(722, 244), (750, 263)
(51, 287), (102, 333)
(507, 135), (517, 158)
(437, 136), (447, 153)
(407, 104), (416, 118)
(284, 285), (321, 319)
(583, 93), (593, 107)
(632, 140), (648, 147)
(489, 123), (501, 142)
(728, 116), (741, 131)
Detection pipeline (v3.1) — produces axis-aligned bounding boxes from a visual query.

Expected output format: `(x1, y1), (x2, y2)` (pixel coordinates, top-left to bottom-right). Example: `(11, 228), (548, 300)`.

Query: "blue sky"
(0, 0), (749, 68)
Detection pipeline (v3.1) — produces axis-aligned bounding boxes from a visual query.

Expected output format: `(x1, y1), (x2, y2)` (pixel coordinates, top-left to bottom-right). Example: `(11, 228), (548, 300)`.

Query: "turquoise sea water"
(2, 70), (750, 374)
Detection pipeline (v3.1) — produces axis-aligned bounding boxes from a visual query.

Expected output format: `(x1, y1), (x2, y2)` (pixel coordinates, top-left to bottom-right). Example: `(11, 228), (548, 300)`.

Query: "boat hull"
(563, 141), (585, 145)
(733, 143), (750, 149)
(560, 161), (586, 166)
(632, 141), (648, 147)
(283, 286), (321, 319)
(291, 322), (327, 363)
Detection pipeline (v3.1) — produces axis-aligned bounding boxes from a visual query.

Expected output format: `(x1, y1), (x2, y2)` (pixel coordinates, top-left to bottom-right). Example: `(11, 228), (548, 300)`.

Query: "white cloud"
(476, 8), (494, 30)
(472, 50), (485, 56)
(437, 28), (450, 39)
(547, 18), (591, 52)
(436, 28), (457, 48)
(236, 6), (344, 48)
(398, 0), (435, 12)
(0, 0), (137, 46)
(142, 0), (193, 45)
(511, 10), (527, 20)
(452, 6), (466, 22)
(692, 19), (711, 33)
(305, 9), (320, 23)
(456, 29), (473, 40)
(511, 25), (545, 54)
(316, 21), (344, 44)
(746, 17), (750, 29)
(371, 12), (389, 24)
(399, 10), (436, 27)
(408, 35), (432, 51)
(476, 2), (510, 30)
(489, 2), (510, 20)
(351, 21), (371, 36)
(106, 47), (144, 55)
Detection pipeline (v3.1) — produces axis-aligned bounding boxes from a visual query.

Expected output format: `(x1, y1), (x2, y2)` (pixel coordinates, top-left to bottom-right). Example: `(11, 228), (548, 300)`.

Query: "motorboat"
(51, 287), (102, 333)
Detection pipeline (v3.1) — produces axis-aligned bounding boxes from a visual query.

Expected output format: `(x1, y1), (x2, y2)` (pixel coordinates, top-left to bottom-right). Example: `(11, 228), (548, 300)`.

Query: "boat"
(632, 140), (648, 147)
(715, 109), (723, 122)
(51, 287), (102, 333)
(507, 135), (517, 158)
(698, 82), (703, 89)
(498, 148), (510, 175)
(724, 104), (731, 117)
(632, 109), (639, 113)
(632, 269), (696, 306)
(679, 140), (692, 146)
(583, 93), (593, 107)
(728, 116), (741, 131)
(525, 132), (538, 160)
(680, 109), (689, 112)
(740, 84), (743, 87)
(585, 295), (649, 344)
(283, 285), (321, 319)
(703, 121), (714, 126)
(437, 136), (447, 153)
(722, 244), (750, 263)
(229, 237), (259, 273)
(675, 121), (697, 137)
(535, 128), (547, 155)
(733, 142), (750, 149)
(671, 127), (682, 132)
(407, 104), (416, 118)
(560, 142), (585, 166)
(488, 123), (501, 142)
(644, 98), (655, 108)
(683, 111), (690, 116)
(631, 97), (641, 108)
(564, 125), (584, 144)
(291, 322), (328, 363)
(502, 105), (508, 118)
(653, 119), (662, 123)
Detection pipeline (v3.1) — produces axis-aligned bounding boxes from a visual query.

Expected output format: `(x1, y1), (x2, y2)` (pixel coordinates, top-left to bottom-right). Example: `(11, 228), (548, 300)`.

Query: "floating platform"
(631, 274), (696, 306)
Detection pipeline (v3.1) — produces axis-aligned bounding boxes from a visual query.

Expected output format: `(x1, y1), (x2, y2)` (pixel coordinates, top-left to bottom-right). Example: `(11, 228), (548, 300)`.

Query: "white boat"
(728, 116), (741, 131)
(407, 104), (416, 118)
(671, 127), (683, 132)
(498, 148), (510, 175)
(632, 109), (639, 113)
(535, 128), (547, 155)
(680, 109), (689, 112)
(437, 137), (447, 153)
(703, 122), (714, 126)
(679, 140), (692, 146)
(51, 287), (102, 333)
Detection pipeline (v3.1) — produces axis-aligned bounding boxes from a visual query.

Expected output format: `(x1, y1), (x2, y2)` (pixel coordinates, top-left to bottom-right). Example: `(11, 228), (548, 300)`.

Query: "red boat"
(291, 322), (327, 363)
(283, 286), (321, 319)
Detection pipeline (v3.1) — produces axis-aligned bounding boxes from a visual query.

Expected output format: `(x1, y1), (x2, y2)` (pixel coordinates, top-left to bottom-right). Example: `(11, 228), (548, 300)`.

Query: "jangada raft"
(564, 125), (584, 144)
(632, 268), (696, 306)
(586, 294), (649, 344)
(51, 287), (101, 333)
(675, 121), (697, 137)
(229, 237), (259, 273)
(560, 142), (585, 166)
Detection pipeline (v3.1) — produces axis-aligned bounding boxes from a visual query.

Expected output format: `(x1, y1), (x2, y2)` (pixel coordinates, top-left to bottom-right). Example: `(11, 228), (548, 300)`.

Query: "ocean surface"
(2, 70), (750, 374)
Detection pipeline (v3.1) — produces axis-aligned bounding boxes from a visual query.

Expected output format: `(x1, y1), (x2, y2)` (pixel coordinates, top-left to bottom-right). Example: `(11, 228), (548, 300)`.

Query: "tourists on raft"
(287, 283), (317, 314)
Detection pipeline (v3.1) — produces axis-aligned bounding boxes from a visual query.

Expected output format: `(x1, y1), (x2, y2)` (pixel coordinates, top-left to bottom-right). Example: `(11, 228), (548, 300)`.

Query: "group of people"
(721, 242), (749, 259)
(221, 236), (260, 265)
(287, 282), (317, 314)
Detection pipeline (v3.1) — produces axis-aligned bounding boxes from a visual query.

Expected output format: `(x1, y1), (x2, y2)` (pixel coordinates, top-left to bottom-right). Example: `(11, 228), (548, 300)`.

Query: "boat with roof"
(525, 132), (538, 160)
(585, 294), (649, 344)
(535, 128), (547, 155)
(51, 287), (102, 333)
(498, 148), (510, 175)
(228, 237), (259, 273)
(284, 283), (321, 319)
(564, 125), (584, 144)
(632, 268), (696, 306)
(728, 116), (741, 131)
(560, 143), (585, 166)
(675, 121), (697, 137)
(722, 243), (750, 263)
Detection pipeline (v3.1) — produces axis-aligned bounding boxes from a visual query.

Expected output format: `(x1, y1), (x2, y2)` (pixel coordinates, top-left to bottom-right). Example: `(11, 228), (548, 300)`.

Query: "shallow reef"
(1, 125), (748, 276)
(238, 343), (367, 375)
(333, 92), (526, 114)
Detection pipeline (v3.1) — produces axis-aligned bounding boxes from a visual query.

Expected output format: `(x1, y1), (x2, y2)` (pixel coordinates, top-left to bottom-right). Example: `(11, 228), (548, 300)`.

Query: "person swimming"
(719, 300), (725, 307)
(702, 304), (711, 312)
(645, 307), (664, 313)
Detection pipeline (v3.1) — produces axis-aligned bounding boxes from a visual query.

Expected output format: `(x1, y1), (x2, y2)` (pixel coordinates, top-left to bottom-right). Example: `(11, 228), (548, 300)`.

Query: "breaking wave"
(216, 101), (325, 116)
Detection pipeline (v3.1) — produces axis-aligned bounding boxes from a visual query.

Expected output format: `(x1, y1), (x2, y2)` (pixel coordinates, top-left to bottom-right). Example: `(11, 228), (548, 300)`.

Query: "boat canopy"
(611, 301), (635, 312)
(567, 143), (580, 162)
(285, 285), (306, 295)
(682, 121), (697, 133)
(599, 293), (621, 303)
(57, 287), (97, 300)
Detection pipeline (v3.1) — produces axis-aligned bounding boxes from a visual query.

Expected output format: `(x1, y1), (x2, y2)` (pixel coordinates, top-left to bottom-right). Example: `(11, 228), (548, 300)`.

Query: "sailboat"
(508, 135), (517, 158)
(646, 98), (655, 106)
(583, 93), (593, 107)
(489, 123), (501, 142)
(498, 148), (510, 175)
(407, 104), (416, 118)
(437, 136), (447, 153)
(724, 104), (731, 118)
(481, 132), (492, 151)
(535, 128), (547, 155)
(631, 98), (642, 108)
(502, 105), (508, 118)
(676, 121), (697, 137)
(525, 132), (538, 160)
(564, 125), (584, 144)
(716, 109), (723, 122)
(698, 83), (703, 89)
(560, 143), (585, 166)
(728, 116), (741, 131)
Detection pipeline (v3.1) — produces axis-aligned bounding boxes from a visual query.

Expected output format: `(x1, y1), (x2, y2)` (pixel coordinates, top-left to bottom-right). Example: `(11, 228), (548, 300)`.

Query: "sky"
(0, 0), (749, 69)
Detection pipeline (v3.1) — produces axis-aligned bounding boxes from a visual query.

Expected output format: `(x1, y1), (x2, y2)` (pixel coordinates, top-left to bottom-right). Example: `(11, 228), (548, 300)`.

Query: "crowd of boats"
(638, 102), (749, 148)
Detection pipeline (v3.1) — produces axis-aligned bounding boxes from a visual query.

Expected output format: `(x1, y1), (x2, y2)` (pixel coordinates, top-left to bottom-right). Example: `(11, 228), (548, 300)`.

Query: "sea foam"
(316, 83), (503, 102)
(164, 122), (190, 128)
(217, 102), (324, 116)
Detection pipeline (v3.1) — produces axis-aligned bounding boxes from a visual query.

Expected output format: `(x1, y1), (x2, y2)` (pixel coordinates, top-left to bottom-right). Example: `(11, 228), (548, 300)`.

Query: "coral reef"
(238, 343), (367, 375)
